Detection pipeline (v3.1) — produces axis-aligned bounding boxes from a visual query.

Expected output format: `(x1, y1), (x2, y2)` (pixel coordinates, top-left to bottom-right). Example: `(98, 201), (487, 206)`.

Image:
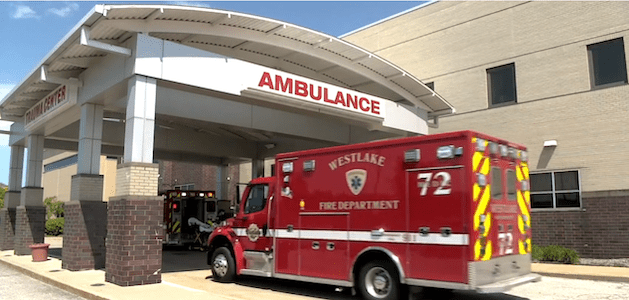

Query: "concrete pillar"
(15, 135), (45, 255)
(106, 75), (162, 286)
(63, 103), (107, 271)
(252, 159), (265, 179)
(0, 145), (24, 250)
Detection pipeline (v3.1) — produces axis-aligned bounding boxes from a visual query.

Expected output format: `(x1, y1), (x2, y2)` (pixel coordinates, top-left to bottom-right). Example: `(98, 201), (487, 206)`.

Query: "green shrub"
(531, 244), (543, 261)
(44, 196), (64, 219)
(45, 217), (64, 236)
(533, 244), (580, 264)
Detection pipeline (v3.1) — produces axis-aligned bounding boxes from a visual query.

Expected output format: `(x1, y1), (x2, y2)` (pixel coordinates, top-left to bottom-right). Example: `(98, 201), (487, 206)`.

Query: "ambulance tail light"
(475, 138), (487, 152)
(404, 149), (421, 162)
(477, 173), (487, 187)
(521, 180), (529, 191)
(173, 202), (180, 212)
(520, 150), (528, 162)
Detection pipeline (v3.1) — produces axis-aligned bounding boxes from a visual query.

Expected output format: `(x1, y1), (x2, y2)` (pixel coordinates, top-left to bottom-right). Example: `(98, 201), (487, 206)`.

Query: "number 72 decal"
(417, 171), (452, 196)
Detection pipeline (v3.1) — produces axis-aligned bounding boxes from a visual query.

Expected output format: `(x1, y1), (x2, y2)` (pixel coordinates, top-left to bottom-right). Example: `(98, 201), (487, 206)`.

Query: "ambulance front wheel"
(358, 261), (400, 300)
(211, 247), (236, 282)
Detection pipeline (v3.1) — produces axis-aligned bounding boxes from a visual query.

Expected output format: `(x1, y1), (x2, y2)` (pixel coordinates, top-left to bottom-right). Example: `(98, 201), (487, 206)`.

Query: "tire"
(358, 260), (400, 300)
(211, 247), (236, 282)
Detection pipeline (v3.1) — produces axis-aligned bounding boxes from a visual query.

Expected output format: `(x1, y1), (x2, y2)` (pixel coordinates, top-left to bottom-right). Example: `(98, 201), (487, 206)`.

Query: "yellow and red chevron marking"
(472, 137), (492, 261)
(516, 161), (532, 254)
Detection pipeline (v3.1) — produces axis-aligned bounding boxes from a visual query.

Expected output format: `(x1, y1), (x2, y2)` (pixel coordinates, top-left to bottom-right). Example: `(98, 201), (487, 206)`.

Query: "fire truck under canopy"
(0, 4), (454, 166)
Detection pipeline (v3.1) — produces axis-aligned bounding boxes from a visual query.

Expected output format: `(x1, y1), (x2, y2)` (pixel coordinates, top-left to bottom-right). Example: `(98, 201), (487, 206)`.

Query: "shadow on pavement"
(162, 247), (209, 273)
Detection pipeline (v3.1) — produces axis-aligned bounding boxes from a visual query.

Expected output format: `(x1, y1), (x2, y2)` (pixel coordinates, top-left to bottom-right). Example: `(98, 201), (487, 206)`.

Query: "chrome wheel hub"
(213, 254), (228, 277)
(365, 267), (392, 298)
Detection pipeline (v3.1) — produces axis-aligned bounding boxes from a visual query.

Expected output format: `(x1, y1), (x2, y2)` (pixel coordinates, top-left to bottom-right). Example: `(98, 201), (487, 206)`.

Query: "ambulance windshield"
(244, 184), (269, 214)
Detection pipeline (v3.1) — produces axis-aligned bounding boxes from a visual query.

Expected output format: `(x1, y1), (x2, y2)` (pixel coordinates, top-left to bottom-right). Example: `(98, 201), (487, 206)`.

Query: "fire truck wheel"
(358, 261), (400, 300)
(211, 247), (236, 282)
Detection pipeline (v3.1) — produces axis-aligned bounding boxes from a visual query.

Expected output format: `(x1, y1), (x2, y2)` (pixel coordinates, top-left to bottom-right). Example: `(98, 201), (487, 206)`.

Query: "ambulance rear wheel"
(211, 247), (236, 282)
(358, 261), (400, 300)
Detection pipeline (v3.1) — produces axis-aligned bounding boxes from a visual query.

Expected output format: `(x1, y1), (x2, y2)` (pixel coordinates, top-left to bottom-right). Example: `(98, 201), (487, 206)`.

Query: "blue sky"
(0, 1), (425, 185)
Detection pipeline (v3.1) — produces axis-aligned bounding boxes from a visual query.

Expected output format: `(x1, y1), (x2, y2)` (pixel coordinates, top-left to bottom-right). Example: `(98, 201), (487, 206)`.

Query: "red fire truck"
(207, 130), (540, 299)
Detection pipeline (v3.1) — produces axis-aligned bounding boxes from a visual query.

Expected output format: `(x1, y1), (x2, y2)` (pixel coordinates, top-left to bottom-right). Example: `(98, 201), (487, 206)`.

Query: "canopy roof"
(0, 4), (454, 122)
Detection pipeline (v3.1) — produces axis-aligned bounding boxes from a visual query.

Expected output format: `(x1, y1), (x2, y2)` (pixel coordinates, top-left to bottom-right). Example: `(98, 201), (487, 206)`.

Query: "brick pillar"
(14, 205), (46, 256)
(0, 208), (17, 250)
(105, 195), (163, 286)
(62, 199), (107, 270)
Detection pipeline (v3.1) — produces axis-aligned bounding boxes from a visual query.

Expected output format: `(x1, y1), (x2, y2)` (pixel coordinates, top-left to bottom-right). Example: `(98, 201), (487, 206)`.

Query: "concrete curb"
(534, 270), (629, 283)
(0, 258), (108, 300)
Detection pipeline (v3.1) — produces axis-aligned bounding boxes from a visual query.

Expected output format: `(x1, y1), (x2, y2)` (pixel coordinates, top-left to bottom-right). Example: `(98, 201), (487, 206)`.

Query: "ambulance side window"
(491, 167), (503, 199)
(244, 184), (269, 214)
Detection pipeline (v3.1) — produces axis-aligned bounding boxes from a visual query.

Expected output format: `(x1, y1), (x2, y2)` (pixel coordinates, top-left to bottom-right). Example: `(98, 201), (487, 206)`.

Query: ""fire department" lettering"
(328, 152), (385, 170)
(319, 200), (400, 211)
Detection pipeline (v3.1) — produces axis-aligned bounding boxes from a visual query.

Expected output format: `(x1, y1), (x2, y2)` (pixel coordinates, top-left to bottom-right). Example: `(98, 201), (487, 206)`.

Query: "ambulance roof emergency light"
(404, 149), (421, 162)
(437, 145), (463, 159)
(282, 162), (294, 173)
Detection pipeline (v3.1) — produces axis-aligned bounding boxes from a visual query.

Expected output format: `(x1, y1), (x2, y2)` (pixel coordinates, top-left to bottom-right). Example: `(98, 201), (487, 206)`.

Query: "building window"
(44, 154), (78, 173)
(174, 184), (195, 190)
(487, 63), (517, 107)
(530, 170), (581, 209)
(588, 38), (628, 88)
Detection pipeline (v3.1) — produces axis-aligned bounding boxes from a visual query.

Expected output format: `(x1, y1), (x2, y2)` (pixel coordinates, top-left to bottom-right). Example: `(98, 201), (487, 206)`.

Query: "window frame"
(530, 170), (582, 211)
(587, 37), (628, 90)
(487, 63), (518, 108)
(174, 183), (195, 190)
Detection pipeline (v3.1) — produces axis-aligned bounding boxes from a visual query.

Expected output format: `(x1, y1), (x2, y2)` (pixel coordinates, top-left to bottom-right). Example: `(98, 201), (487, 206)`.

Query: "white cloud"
(11, 5), (39, 19)
(47, 3), (79, 18)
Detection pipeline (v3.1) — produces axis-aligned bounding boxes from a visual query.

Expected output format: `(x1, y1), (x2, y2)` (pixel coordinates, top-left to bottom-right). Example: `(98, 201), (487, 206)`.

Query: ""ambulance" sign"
(256, 71), (385, 119)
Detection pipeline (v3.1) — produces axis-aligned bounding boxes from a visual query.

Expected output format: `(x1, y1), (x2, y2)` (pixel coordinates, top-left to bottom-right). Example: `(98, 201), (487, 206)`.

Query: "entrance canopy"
(0, 4), (455, 164)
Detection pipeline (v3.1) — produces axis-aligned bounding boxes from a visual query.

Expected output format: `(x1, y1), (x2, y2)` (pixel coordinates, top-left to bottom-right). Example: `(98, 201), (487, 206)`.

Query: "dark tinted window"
(531, 194), (553, 209)
(488, 63), (517, 106)
(555, 171), (579, 191)
(530, 173), (552, 192)
(507, 170), (517, 200)
(491, 167), (502, 199)
(589, 38), (628, 87)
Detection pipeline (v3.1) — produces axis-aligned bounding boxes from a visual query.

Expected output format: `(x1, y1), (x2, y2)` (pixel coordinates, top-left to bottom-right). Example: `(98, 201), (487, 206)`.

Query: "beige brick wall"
(344, 1), (629, 192)
(115, 163), (159, 196)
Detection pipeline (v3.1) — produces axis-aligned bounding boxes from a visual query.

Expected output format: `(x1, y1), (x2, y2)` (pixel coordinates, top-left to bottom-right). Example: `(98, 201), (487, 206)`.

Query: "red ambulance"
(207, 130), (540, 299)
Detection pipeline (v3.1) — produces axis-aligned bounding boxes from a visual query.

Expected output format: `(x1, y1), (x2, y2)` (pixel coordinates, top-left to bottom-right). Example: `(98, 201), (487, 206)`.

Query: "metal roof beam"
(145, 8), (164, 21)
(40, 66), (83, 87)
(266, 24), (286, 36)
(210, 13), (231, 26)
(312, 38), (333, 48)
(80, 26), (132, 56)
(57, 57), (97, 68)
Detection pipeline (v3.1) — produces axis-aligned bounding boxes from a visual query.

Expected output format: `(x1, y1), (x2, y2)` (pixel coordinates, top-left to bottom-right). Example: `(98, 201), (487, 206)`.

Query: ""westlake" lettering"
(328, 152), (385, 170)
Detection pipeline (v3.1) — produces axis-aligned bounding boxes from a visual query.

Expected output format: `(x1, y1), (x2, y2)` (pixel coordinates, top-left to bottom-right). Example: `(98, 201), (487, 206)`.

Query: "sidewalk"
(531, 262), (629, 283)
(0, 238), (627, 300)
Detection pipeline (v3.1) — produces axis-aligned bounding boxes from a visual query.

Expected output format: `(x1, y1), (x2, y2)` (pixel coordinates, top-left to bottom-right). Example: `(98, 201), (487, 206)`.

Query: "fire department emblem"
(246, 223), (261, 242)
(346, 169), (367, 195)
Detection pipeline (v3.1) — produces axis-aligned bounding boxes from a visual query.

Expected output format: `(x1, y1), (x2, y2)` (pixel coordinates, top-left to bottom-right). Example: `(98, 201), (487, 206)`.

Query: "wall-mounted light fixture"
(543, 140), (557, 147)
